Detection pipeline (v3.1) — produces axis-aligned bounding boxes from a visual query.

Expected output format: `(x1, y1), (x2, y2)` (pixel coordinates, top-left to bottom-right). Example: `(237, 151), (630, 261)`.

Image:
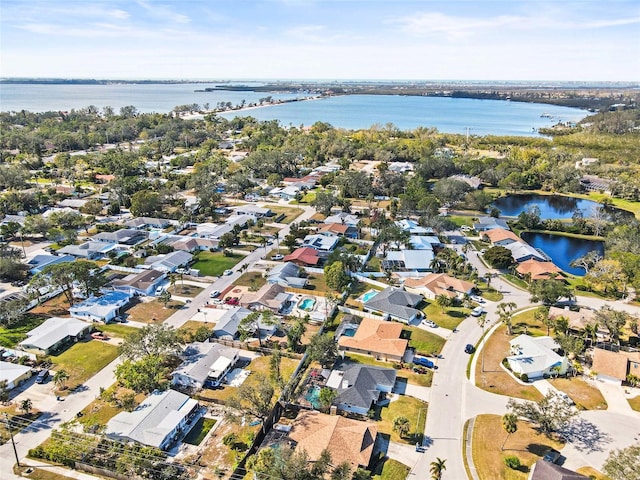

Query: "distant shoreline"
(180, 95), (326, 120)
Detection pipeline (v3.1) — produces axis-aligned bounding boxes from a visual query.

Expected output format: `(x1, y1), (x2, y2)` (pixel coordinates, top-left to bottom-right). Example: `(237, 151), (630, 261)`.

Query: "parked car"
(413, 356), (437, 369)
(225, 297), (239, 306)
(210, 290), (221, 298)
(35, 369), (50, 384)
(91, 332), (109, 341)
(542, 449), (561, 464)
(422, 319), (438, 328)
(470, 306), (485, 317)
(471, 295), (486, 304)
(212, 299), (224, 305)
(223, 269), (233, 276)
(465, 344), (475, 354)
(271, 254), (284, 261)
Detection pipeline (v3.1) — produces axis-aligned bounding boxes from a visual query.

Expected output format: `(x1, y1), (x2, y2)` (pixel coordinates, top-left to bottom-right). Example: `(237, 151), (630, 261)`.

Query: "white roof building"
(507, 335), (568, 379)
(503, 242), (546, 263)
(0, 361), (32, 390)
(384, 249), (434, 272)
(302, 234), (338, 252)
(19, 317), (92, 354)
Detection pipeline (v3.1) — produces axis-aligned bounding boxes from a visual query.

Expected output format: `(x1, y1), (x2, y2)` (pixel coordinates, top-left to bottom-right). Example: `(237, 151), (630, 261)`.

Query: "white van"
(471, 306), (485, 317)
(155, 286), (165, 295)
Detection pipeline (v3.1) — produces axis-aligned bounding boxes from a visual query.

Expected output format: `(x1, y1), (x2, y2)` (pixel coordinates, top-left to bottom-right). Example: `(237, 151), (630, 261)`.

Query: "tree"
(227, 374), (274, 433)
(497, 302), (517, 335)
(435, 294), (453, 313)
(324, 261), (351, 292)
(352, 468), (372, 480)
(584, 259), (627, 296)
(269, 344), (282, 386)
(507, 391), (578, 435)
(239, 310), (278, 347)
(569, 250), (602, 274)
(430, 457), (447, 480)
(312, 191), (340, 215)
(53, 370), (70, 390)
(529, 278), (573, 305)
(119, 324), (183, 360)
(603, 444), (640, 480)
(318, 387), (337, 412)
(285, 318), (306, 352)
(483, 246), (514, 269)
(392, 415), (411, 438)
(29, 260), (105, 306)
(501, 413), (518, 450)
(432, 178), (471, 206)
(159, 290), (172, 308)
(115, 355), (171, 393)
(0, 297), (28, 328)
(0, 380), (9, 404)
(594, 306), (632, 345)
(307, 332), (338, 367)
(330, 462), (352, 480)
(20, 398), (33, 415)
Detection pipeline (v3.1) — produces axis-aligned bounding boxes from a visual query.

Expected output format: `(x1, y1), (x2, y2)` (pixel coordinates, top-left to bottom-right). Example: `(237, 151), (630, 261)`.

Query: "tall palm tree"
(430, 458), (446, 480)
(497, 302), (517, 335)
(501, 413), (518, 450)
(53, 370), (70, 390)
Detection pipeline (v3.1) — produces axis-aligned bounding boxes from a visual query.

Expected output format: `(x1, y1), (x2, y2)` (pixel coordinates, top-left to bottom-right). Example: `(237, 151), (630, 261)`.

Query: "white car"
(471, 295), (486, 304)
(210, 290), (221, 298)
(223, 269), (233, 276)
(212, 299), (224, 305)
(271, 254), (284, 261)
(422, 320), (438, 328)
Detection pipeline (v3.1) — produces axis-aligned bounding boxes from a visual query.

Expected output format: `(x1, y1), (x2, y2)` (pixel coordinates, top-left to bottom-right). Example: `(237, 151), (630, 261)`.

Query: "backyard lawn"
(269, 206), (304, 224)
(472, 414), (564, 480)
(0, 315), (46, 348)
(123, 298), (183, 323)
(29, 293), (72, 317)
(183, 417), (217, 445)
(372, 457), (411, 480)
(234, 271), (266, 290)
(474, 324), (543, 402)
(422, 303), (470, 330)
(402, 326), (446, 356)
(376, 395), (427, 444)
(49, 340), (119, 391)
(192, 251), (244, 276)
(99, 323), (138, 338)
(548, 378), (607, 410)
(305, 274), (329, 293)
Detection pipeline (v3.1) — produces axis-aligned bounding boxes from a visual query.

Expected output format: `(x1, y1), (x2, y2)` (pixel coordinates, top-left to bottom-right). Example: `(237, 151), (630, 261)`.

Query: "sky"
(1, 0), (639, 81)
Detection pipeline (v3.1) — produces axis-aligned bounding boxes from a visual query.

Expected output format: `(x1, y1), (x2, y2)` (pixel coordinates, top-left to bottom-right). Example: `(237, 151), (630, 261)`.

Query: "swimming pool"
(361, 290), (378, 303)
(298, 297), (316, 311)
(304, 385), (322, 409)
(343, 328), (356, 337)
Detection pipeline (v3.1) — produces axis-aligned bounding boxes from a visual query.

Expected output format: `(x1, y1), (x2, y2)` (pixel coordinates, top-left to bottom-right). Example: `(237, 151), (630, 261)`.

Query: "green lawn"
(372, 457), (411, 480)
(376, 395), (428, 444)
(402, 326), (446, 356)
(502, 274), (529, 290)
(449, 215), (476, 227)
(49, 340), (119, 391)
(183, 417), (217, 445)
(234, 271), (267, 289)
(192, 251), (244, 276)
(422, 303), (470, 330)
(269, 206), (304, 224)
(345, 353), (433, 387)
(482, 288), (504, 302)
(99, 323), (138, 338)
(0, 315), (46, 348)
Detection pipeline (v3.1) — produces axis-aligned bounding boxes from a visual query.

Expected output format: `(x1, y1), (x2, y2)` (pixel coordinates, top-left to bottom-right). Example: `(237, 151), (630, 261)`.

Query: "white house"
(0, 361), (32, 390)
(302, 234), (338, 252)
(105, 389), (200, 450)
(506, 335), (568, 379)
(503, 242), (546, 263)
(19, 317), (92, 355)
(69, 290), (133, 323)
(383, 249), (434, 272)
(172, 342), (240, 390)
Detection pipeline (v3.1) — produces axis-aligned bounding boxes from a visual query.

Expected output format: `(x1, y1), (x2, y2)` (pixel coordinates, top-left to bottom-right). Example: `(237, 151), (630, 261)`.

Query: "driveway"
(595, 380), (634, 414)
(374, 435), (422, 467)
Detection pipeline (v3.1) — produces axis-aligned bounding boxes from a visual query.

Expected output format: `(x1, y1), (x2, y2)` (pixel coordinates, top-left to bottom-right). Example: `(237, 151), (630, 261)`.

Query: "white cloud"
(391, 12), (525, 39)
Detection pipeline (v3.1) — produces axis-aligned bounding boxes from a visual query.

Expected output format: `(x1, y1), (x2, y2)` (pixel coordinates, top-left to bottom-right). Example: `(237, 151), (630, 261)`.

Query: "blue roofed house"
(325, 364), (397, 416)
(363, 287), (423, 323)
(69, 290), (133, 323)
(105, 389), (201, 451)
(266, 262), (308, 288)
(19, 317), (92, 355)
(27, 254), (75, 275)
(172, 342), (240, 390)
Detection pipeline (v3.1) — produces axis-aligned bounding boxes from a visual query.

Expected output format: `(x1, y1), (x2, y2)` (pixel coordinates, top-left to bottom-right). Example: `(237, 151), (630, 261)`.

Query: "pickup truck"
(413, 356), (437, 369)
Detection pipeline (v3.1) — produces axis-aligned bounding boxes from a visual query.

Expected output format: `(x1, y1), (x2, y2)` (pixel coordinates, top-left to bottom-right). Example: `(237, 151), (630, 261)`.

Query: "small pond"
(491, 194), (632, 220)
(520, 232), (604, 276)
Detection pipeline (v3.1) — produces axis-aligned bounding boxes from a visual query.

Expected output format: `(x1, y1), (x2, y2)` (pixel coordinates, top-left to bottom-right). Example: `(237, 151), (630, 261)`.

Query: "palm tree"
(392, 416), (411, 439)
(435, 294), (452, 313)
(497, 301), (517, 335)
(169, 273), (177, 294)
(53, 369), (70, 390)
(430, 457), (446, 480)
(501, 413), (518, 450)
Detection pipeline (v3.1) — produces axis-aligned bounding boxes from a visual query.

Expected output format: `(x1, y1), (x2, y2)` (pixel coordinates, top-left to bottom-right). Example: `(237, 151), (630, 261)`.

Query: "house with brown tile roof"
(318, 223), (358, 239)
(548, 307), (598, 333)
(240, 283), (292, 314)
(516, 259), (563, 280)
(481, 228), (522, 246)
(404, 273), (475, 300)
(338, 317), (408, 362)
(592, 347), (640, 384)
(287, 410), (377, 470)
(283, 247), (321, 266)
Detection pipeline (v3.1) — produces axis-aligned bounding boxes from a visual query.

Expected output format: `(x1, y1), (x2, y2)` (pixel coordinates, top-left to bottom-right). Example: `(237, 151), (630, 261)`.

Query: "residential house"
(233, 205), (272, 218)
(473, 216), (510, 232)
(395, 219), (433, 236)
(144, 250), (193, 273)
(286, 410), (377, 471)
(124, 217), (173, 230)
(516, 260), (563, 280)
(404, 273), (474, 300)
(338, 317), (408, 362)
(70, 290), (133, 323)
(318, 223), (358, 239)
(388, 162), (414, 173)
(57, 198), (88, 209)
(19, 317), (92, 355)
(0, 361), (32, 390)
(302, 234), (338, 252)
(324, 212), (359, 227)
(326, 364), (397, 416)
(407, 235), (440, 250)
(575, 157), (599, 169)
(506, 335), (568, 379)
(270, 185), (300, 200)
(58, 241), (115, 260)
(363, 287), (423, 323)
(172, 342), (240, 389)
(529, 460), (589, 480)
(27, 254), (75, 275)
(283, 247), (321, 267)
(196, 222), (234, 239)
(266, 262), (308, 289)
(591, 347), (640, 385)
(113, 269), (166, 296)
(105, 389), (200, 450)
(213, 307), (253, 340)
(450, 174), (483, 189)
(169, 236), (218, 252)
(383, 249), (434, 273)
(93, 228), (147, 246)
(240, 283), (292, 314)
(548, 307), (600, 336)
(503, 242), (546, 263)
(481, 228), (521, 246)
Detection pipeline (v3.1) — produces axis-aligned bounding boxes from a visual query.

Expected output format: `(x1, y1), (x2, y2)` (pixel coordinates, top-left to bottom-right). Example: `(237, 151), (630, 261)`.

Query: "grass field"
(49, 340), (119, 391)
(183, 417), (217, 445)
(472, 414), (565, 480)
(376, 395), (428, 444)
(422, 303), (470, 330)
(99, 323), (138, 338)
(548, 377), (607, 410)
(167, 285), (204, 298)
(402, 326), (446, 356)
(123, 298), (183, 323)
(269, 206), (304, 224)
(192, 251), (243, 276)
(0, 315), (47, 348)
(234, 271), (266, 289)
(372, 457), (411, 480)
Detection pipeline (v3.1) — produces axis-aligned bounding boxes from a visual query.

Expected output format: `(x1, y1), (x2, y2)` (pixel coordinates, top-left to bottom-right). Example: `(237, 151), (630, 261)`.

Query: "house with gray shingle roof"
(363, 287), (423, 323)
(266, 262), (307, 288)
(144, 250), (193, 273)
(325, 364), (397, 416)
(93, 228), (147, 245)
(58, 241), (115, 259)
(213, 307), (253, 340)
(172, 342), (239, 390)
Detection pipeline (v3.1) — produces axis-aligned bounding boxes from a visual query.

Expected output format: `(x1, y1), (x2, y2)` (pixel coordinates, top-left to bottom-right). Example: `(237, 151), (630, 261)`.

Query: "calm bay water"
(0, 84), (588, 136)
(491, 194), (634, 220)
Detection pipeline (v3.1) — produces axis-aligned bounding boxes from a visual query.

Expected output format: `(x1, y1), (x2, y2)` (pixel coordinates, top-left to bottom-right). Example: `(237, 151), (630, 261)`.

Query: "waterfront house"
(338, 317), (408, 362)
(473, 216), (510, 232)
(105, 389), (200, 451)
(516, 259), (563, 280)
(172, 342), (240, 389)
(506, 335), (567, 379)
(70, 290), (133, 323)
(19, 317), (92, 355)
(404, 273), (474, 300)
(326, 364), (396, 416)
(503, 241), (546, 263)
(481, 228), (521, 246)
(363, 287), (423, 323)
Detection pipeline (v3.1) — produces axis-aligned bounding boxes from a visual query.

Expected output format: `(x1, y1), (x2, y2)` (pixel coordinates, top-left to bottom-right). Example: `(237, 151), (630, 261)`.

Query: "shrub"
(504, 455), (521, 469)
(521, 373), (529, 383)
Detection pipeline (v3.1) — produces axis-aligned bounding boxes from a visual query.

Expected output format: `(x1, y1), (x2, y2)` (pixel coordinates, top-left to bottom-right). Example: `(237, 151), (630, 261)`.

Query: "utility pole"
(4, 412), (21, 467)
